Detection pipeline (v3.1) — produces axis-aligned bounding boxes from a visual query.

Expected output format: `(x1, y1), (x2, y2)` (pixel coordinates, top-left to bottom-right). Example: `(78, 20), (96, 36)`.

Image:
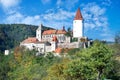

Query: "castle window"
(62, 36), (65, 41)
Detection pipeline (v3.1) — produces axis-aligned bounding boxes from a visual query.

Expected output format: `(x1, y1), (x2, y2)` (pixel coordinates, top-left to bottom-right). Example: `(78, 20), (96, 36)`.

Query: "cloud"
(56, 0), (62, 6)
(2, 1), (113, 41)
(41, 0), (51, 4)
(81, 3), (108, 30)
(0, 0), (21, 9)
(5, 12), (23, 23)
(81, 2), (113, 41)
(21, 15), (41, 25)
(41, 8), (75, 29)
(42, 9), (74, 21)
(5, 12), (42, 25)
(4, 8), (75, 29)
(102, 0), (112, 6)
(56, 0), (78, 9)
(0, 0), (21, 15)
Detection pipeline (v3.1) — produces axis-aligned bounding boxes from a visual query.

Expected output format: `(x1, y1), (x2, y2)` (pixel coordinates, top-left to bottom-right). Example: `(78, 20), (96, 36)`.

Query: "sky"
(0, 0), (120, 41)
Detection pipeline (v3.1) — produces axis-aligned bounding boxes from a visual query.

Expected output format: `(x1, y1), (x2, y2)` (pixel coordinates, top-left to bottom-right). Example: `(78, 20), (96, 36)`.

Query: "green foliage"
(0, 40), (119, 80)
(72, 38), (78, 42)
(6, 47), (62, 80)
(44, 58), (70, 80)
(0, 24), (54, 52)
(67, 48), (81, 56)
(107, 32), (120, 79)
(66, 41), (113, 80)
(0, 53), (11, 80)
(65, 59), (95, 80)
(65, 27), (72, 37)
(115, 32), (120, 44)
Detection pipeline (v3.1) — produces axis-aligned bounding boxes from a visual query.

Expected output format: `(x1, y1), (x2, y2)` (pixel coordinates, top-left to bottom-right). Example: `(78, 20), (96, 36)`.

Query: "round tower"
(36, 24), (42, 41)
(73, 8), (84, 38)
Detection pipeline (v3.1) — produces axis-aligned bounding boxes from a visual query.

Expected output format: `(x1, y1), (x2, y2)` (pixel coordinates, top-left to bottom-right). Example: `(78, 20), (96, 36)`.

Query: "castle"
(20, 8), (91, 54)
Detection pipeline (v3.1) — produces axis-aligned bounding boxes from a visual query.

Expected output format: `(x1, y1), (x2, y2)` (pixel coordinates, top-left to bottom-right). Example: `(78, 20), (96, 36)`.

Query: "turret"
(51, 36), (58, 51)
(36, 24), (42, 41)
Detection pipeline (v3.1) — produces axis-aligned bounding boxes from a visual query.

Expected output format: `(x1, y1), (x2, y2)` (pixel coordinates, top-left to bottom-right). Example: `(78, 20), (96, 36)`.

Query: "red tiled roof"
(55, 48), (62, 53)
(74, 8), (83, 20)
(43, 30), (56, 35)
(42, 29), (66, 35)
(22, 37), (38, 43)
(57, 30), (66, 34)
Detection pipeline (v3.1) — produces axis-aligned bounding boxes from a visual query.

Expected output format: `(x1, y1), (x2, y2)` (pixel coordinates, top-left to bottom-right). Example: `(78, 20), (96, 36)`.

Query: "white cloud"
(5, 12), (42, 25)
(0, 0), (21, 9)
(0, 0), (21, 16)
(56, 0), (62, 6)
(56, 0), (78, 9)
(81, 3), (108, 30)
(4, 8), (75, 29)
(41, 0), (51, 4)
(41, 8), (75, 29)
(21, 15), (41, 25)
(5, 12), (23, 23)
(102, 0), (112, 6)
(42, 9), (74, 21)
(81, 2), (113, 41)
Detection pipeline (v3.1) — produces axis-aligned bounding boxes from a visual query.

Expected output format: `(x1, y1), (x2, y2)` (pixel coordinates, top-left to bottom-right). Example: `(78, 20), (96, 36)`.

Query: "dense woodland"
(0, 24), (120, 80)
(0, 24), (53, 52)
(0, 40), (120, 80)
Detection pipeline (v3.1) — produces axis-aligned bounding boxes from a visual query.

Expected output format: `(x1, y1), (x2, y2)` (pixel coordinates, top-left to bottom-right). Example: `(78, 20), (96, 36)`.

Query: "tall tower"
(36, 24), (42, 41)
(73, 8), (83, 38)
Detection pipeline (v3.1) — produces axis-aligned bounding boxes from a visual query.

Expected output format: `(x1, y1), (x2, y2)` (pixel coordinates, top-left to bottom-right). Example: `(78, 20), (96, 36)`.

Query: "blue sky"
(0, 0), (120, 41)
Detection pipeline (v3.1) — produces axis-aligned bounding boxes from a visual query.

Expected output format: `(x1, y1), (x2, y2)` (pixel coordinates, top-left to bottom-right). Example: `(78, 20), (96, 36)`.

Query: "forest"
(0, 40), (120, 80)
(0, 24), (53, 52)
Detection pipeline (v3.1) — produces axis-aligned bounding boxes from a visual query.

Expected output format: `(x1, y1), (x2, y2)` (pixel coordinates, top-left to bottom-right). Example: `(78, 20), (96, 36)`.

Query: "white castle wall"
(45, 46), (52, 52)
(57, 42), (81, 49)
(73, 20), (83, 38)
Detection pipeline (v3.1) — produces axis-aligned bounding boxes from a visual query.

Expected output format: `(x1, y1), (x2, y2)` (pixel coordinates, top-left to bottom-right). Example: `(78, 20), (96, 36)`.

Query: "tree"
(89, 41), (113, 80)
(65, 27), (72, 37)
(115, 32), (120, 44)
(44, 58), (70, 80)
(65, 40), (113, 80)
(0, 53), (11, 80)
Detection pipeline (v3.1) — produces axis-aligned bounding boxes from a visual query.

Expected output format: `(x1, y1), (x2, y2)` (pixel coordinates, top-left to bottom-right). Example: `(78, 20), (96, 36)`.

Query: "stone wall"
(57, 42), (82, 49)
(45, 46), (52, 52)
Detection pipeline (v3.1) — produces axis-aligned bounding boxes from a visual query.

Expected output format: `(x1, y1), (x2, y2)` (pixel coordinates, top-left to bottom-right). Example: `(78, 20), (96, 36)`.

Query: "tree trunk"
(97, 71), (101, 80)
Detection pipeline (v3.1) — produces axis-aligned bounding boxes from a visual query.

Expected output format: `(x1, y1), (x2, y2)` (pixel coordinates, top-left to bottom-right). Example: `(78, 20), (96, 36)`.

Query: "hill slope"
(0, 24), (54, 52)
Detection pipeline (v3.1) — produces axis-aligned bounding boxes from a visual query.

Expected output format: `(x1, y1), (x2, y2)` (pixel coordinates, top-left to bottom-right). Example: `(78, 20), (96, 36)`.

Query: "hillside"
(0, 41), (120, 80)
(0, 24), (54, 52)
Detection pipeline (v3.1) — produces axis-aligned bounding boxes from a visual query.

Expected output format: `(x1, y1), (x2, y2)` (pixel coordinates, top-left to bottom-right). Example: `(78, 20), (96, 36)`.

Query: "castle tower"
(51, 36), (58, 51)
(73, 8), (83, 38)
(36, 24), (42, 41)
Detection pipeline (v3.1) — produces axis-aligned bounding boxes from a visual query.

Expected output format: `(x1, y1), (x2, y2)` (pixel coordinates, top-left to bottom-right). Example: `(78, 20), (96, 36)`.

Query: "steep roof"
(42, 29), (66, 35)
(43, 30), (56, 35)
(22, 37), (38, 43)
(74, 8), (83, 20)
